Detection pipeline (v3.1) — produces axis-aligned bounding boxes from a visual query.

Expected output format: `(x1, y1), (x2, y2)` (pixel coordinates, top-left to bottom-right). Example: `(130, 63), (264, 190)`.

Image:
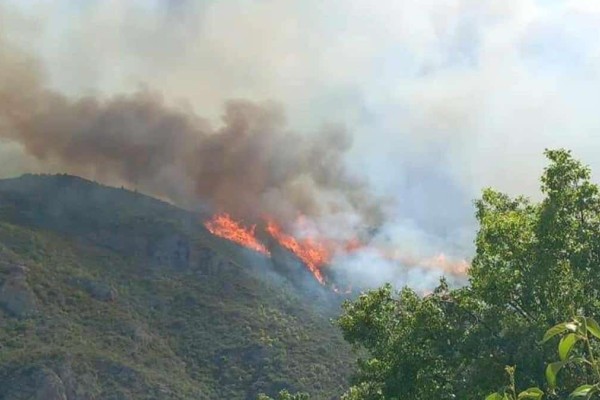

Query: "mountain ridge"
(0, 174), (353, 399)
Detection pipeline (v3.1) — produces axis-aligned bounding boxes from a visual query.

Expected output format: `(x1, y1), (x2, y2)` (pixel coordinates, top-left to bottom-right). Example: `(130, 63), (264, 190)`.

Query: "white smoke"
(2, 0), (600, 289)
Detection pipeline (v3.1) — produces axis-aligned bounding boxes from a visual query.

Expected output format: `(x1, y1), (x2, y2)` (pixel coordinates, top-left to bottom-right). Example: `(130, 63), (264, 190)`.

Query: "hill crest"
(0, 174), (353, 400)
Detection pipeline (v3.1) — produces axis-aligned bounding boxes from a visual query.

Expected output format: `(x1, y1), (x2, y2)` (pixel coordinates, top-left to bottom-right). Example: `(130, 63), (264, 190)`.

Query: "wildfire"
(204, 213), (270, 256)
(381, 250), (469, 276)
(265, 220), (328, 285)
(204, 213), (334, 284)
(204, 212), (469, 291)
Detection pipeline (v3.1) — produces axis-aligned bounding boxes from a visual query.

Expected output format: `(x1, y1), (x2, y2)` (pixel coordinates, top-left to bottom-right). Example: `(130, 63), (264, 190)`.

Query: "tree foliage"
(258, 389), (310, 400)
(333, 149), (600, 399)
(487, 316), (600, 399)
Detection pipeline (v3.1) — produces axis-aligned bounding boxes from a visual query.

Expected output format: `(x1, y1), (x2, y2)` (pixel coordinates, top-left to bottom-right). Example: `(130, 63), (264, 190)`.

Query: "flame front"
(204, 213), (469, 290)
(265, 220), (328, 285)
(380, 249), (469, 276)
(204, 213), (271, 256)
(204, 213), (331, 285)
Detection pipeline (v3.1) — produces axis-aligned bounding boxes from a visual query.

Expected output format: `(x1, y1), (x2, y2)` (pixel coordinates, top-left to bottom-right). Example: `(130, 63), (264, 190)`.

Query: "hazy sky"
(2, 0), (600, 266)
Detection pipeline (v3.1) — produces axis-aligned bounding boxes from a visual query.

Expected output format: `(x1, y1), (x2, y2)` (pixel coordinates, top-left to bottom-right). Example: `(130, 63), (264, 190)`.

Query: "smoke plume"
(8, 1), (600, 290)
(0, 34), (382, 246)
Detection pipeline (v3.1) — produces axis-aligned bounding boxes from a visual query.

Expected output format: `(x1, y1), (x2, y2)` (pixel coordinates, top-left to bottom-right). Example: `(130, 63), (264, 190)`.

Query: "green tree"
(487, 316), (600, 399)
(258, 389), (310, 400)
(336, 149), (600, 399)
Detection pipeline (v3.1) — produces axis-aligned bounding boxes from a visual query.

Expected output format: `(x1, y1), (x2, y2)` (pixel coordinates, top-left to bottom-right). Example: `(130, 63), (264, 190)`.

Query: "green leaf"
(518, 387), (544, 399)
(543, 323), (569, 343)
(569, 384), (595, 398)
(585, 318), (600, 340)
(569, 357), (587, 365)
(559, 333), (579, 361)
(485, 393), (504, 400)
(546, 361), (566, 389)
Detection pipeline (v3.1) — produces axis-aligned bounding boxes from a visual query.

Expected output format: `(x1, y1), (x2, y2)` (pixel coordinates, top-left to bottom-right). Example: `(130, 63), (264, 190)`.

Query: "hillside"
(0, 174), (354, 400)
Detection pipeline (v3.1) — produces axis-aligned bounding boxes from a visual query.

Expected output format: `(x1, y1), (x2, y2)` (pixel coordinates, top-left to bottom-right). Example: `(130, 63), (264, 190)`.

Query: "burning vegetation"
(204, 213), (331, 285)
(0, 35), (469, 291)
(204, 213), (468, 290)
(265, 219), (328, 285)
(205, 213), (271, 256)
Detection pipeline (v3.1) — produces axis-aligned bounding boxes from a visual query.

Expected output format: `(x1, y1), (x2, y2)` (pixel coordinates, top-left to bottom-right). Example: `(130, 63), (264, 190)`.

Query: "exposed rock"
(0, 265), (38, 318)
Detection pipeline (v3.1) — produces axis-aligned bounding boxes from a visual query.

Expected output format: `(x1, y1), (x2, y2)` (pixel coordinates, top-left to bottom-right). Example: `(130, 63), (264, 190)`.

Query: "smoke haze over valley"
(2, 0), (600, 290)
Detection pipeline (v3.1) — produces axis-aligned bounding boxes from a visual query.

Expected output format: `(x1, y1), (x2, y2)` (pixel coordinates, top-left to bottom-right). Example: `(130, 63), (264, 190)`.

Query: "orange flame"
(344, 237), (363, 253)
(265, 219), (328, 285)
(381, 250), (469, 276)
(204, 213), (469, 290)
(204, 213), (270, 256)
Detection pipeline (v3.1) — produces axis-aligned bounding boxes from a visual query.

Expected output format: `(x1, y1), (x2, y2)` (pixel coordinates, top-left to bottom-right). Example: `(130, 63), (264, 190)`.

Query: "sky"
(1, 0), (600, 287)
